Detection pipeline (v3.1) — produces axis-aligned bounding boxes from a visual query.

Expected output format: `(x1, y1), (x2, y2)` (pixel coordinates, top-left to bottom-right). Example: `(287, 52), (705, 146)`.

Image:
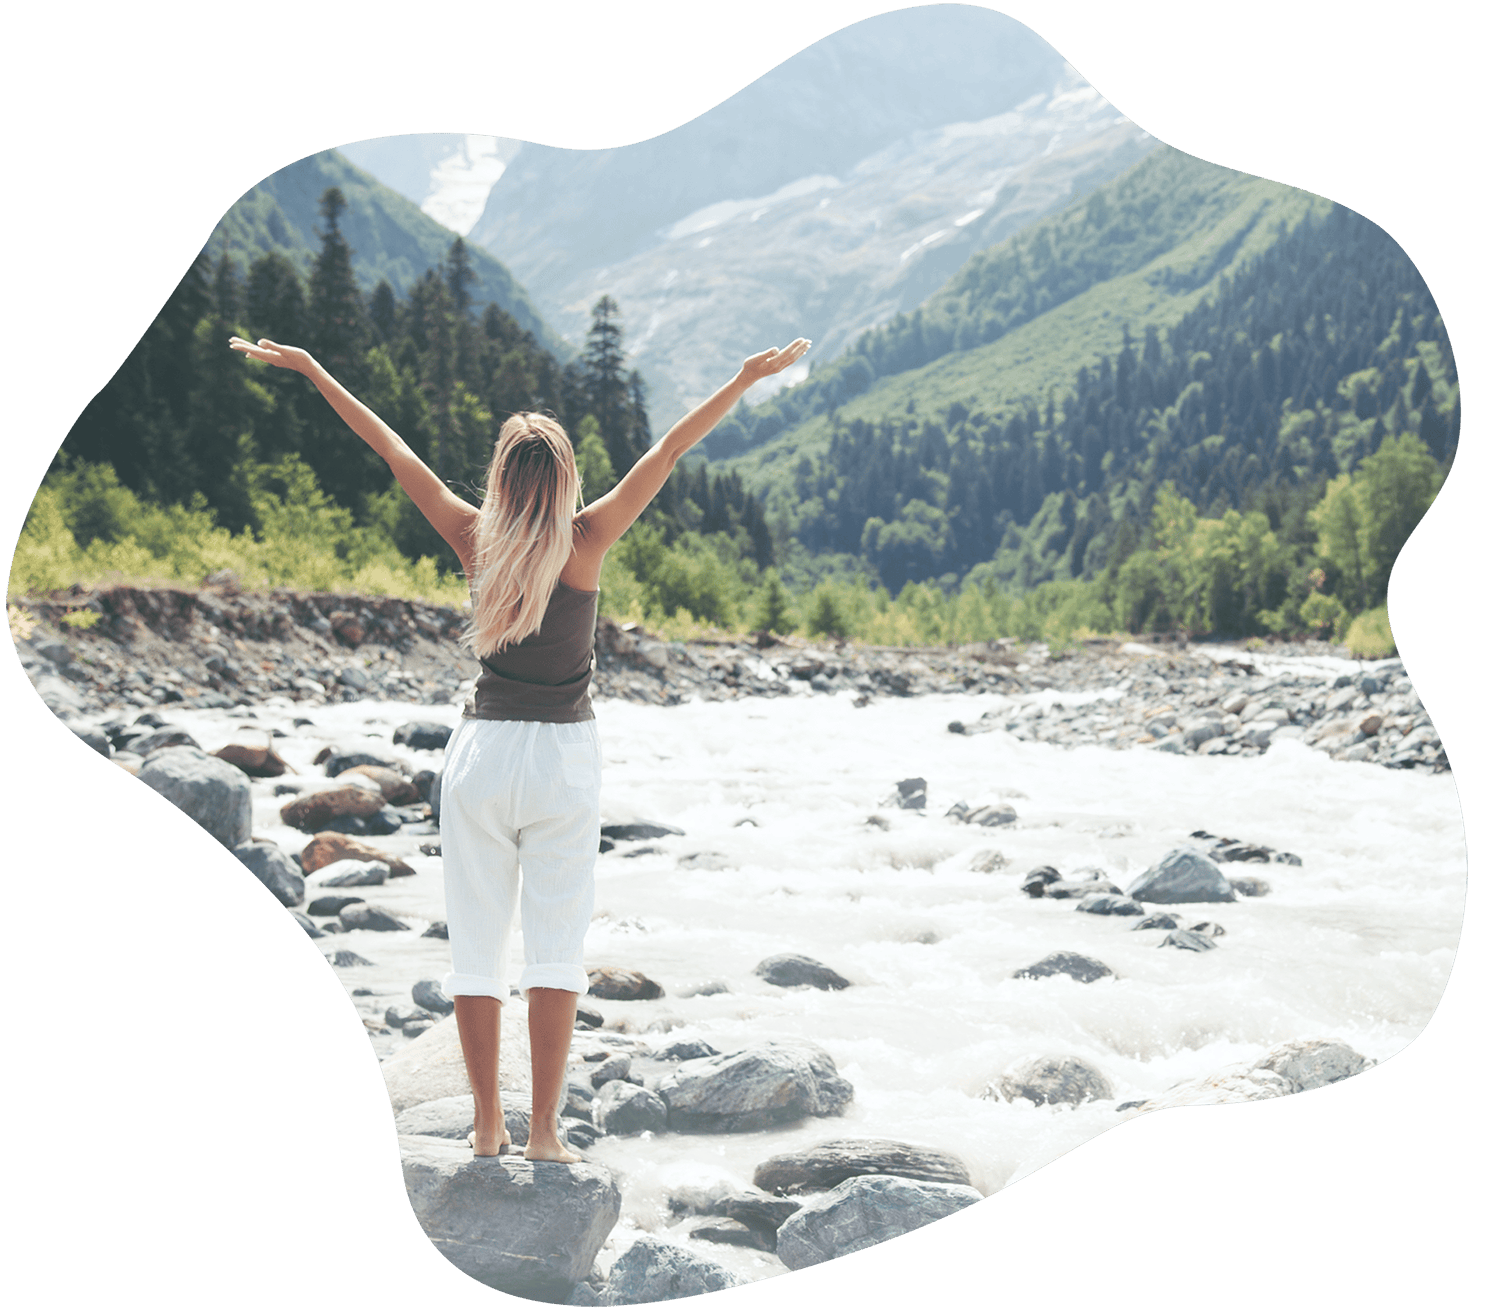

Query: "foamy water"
(124, 681), (1466, 1284)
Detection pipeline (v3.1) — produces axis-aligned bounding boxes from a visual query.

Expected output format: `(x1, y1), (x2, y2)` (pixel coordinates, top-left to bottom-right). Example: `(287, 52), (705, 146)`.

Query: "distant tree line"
(762, 202), (1456, 635)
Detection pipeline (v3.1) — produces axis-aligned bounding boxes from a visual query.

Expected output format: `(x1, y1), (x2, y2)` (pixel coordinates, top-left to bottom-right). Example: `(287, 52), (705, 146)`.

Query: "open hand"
(229, 337), (315, 373)
(739, 338), (812, 384)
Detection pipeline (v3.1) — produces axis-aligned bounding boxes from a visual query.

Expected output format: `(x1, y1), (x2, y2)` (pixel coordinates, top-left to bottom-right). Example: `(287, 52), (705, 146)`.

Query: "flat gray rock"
(393, 1096), (531, 1145)
(137, 746), (251, 848)
(1127, 847), (1238, 903)
(775, 1174), (983, 1270)
(598, 1235), (742, 1304)
(752, 1137), (972, 1194)
(656, 1040), (853, 1133)
(400, 1134), (619, 1300)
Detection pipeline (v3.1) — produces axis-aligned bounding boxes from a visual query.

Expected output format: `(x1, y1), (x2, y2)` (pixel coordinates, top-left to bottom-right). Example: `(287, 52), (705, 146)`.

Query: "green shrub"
(1344, 604), (1396, 659)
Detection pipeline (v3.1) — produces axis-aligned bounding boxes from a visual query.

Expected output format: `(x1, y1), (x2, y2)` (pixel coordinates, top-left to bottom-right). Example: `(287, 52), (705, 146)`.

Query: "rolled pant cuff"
(518, 963), (591, 1000)
(442, 972), (510, 1003)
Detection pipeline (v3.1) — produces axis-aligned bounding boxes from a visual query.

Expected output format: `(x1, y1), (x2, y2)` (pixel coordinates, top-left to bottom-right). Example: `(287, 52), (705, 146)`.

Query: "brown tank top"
(462, 581), (598, 723)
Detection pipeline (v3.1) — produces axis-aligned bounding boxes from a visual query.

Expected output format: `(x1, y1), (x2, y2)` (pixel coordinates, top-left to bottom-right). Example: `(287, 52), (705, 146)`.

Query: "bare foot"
(468, 1127), (512, 1158)
(523, 1133), (582, 1164)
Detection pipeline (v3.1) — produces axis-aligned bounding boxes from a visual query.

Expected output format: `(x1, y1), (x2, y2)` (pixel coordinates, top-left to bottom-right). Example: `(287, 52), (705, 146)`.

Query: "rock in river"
(587, 966), (663, 1001)
(300, 831), (415, 878)
(231, 839), (305, 907)
(775, 1175), (983, 1271)
(1076, 893), (1143, 916)
(983, 1055), (1113, 1107)
(656, 1039), (853, 1133)
(592, 1080), (669, 1136)
(279, 784), (385, 833)
(1254, 1038), (1374, 1091)
(395, 720), (453, 751)
(1127, 847), (1238, 903)
(594, 1235), (742, 1305)
(400, 1134), (619, 1301)
(754, 953), (851, 990)
(751, 1137), (972, 1194)
(136, 746), (252, 848)
(1012, 951), (1113, 983)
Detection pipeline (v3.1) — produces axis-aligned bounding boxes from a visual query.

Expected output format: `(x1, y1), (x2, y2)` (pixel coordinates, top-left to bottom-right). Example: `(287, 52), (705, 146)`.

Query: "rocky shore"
(14, 582), (1445, 773)
(9, 582), (1440, 1301)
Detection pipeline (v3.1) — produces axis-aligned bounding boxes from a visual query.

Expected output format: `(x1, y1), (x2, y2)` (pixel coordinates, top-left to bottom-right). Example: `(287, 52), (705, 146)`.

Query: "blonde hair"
(462, 413), (582, 657)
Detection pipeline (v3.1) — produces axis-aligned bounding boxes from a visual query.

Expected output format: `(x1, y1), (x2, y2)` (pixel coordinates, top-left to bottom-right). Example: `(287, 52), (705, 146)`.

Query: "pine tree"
(753, 570), (793, 634)
(308, 187), (369, 382)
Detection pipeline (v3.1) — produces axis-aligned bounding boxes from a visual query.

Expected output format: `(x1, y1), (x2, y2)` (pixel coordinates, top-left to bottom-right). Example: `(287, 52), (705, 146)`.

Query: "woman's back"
(466, 579), (599, 723)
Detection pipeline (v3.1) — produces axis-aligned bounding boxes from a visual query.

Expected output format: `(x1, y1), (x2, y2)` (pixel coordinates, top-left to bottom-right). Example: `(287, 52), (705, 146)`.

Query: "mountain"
(464, 5), (1147, 424)
(209, 148), (566, 355)
(337, 133), (523, 236)
(706, 146), (1457, 596)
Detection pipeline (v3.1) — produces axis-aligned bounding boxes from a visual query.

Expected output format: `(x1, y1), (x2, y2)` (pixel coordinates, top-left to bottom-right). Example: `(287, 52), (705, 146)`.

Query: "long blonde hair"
(462, 413), (582, 657)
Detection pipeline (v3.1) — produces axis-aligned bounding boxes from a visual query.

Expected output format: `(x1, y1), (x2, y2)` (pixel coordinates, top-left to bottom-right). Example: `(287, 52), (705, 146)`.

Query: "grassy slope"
(210, 149), (570, 356)
(727, 146), (1330, 501)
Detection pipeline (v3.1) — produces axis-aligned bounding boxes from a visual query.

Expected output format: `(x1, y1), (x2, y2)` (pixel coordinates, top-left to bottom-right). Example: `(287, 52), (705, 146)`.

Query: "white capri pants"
(439, 717), (602, 1003)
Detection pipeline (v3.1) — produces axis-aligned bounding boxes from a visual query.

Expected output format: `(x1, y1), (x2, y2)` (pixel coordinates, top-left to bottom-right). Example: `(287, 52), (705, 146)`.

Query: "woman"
(229, 331), (811, 1162)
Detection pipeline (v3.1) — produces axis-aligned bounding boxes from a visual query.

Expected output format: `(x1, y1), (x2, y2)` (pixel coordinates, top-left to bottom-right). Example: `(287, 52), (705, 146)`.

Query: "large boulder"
(231, 839), (305, 907)
(136, 747), (252, 848)
(1253, 1039), (1374, 1092)
(300, 831), (415, 878)
(400, 1135), (619, 1301)
(596, 1235), (742, 1304)
(984, 1055), (1113, 1107)
(752, 1137), (972, 1195)
(1127, 848), (1238, 903)
(754, 953), (851, 990)
(774, 1175), (983, 1270)
(656, 1040), (853, 1133)
(279, 784), (385, 833)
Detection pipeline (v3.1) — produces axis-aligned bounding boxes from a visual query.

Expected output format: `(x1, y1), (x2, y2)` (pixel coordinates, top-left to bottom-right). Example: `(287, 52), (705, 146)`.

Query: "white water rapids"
(130, 675), (1465, 1286)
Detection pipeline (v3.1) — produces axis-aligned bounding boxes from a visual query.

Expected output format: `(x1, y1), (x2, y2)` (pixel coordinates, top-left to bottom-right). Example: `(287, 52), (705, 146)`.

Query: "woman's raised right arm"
(229, 337), (478, 574)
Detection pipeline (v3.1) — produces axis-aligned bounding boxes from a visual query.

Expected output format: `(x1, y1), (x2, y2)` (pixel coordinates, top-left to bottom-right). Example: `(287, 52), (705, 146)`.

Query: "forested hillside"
(686, 144), (1457, 645)
(211, 149), (562, 354)
(32, 187), (773, 613)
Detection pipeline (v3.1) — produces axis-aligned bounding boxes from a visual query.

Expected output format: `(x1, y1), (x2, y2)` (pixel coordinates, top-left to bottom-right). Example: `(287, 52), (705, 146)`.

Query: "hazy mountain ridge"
(209, 149), (566, 356)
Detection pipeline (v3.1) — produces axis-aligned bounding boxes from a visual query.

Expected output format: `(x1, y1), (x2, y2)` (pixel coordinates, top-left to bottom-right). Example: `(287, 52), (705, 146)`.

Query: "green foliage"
(1345, 604), (1396, 659)
(575, 414), (616, 500)
(803, 582), (851, 640)
(10, 459), (466, 606)
(751, 570), (793, 634)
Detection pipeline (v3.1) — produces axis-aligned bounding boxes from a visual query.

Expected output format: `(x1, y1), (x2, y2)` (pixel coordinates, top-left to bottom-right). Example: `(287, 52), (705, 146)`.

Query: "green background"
(5, 0), (1488, 1302)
